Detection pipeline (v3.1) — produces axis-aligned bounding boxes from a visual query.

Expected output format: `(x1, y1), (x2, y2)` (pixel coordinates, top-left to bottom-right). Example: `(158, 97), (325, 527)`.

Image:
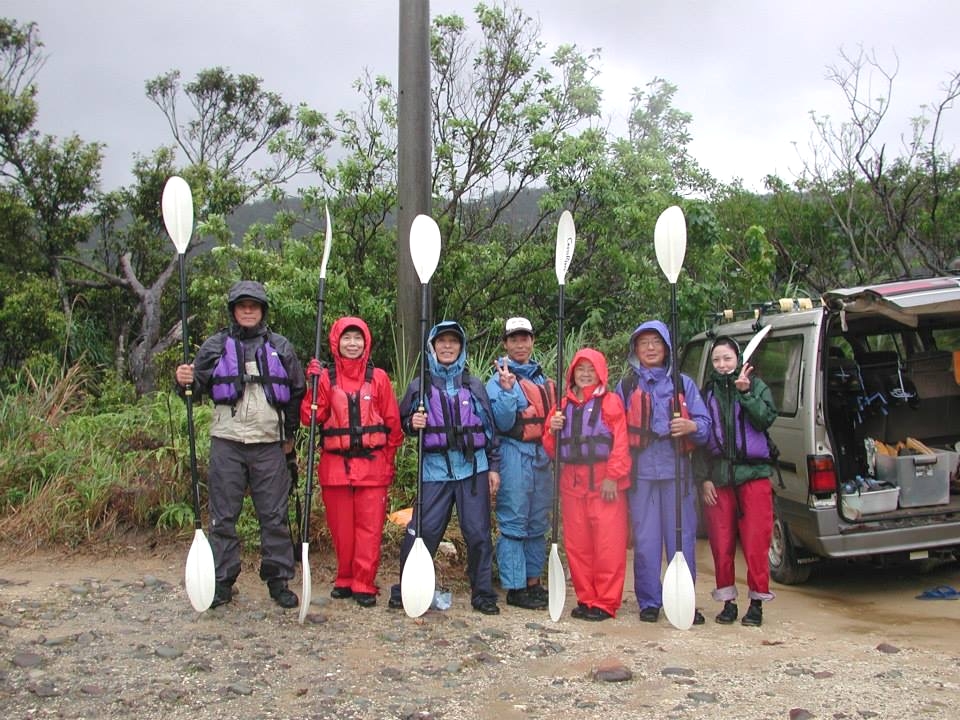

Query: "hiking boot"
(354, 592), (377, 608)
(715, 600), (738, 624)
(693, 609), (705, 625)
(330, 586), (353, 599)
(584, 607), (613, 621)
(473, 599), (501, 615)
(526, 583), (549, 603)
(267, 579), (299, 609)
(741, 600), (763, 627)
(638, 606), (660, 623)
(506, 587), (547, 610)
(210, 582), (233, 609)
(387, 596), (404, 610)
(571, 603), (589, 620)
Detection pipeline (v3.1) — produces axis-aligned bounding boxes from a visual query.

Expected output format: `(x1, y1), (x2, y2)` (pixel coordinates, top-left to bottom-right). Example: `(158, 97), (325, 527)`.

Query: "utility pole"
(397, 0), (431, 372)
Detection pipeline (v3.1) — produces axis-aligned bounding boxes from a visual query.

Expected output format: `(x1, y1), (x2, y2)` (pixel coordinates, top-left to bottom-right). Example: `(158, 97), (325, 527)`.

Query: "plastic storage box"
(841, 486), (900, 519)
(876, 453), (950, 507)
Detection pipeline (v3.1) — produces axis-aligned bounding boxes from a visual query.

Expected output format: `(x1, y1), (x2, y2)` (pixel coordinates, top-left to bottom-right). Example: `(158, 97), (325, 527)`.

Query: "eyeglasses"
(635, 338), (664, 349)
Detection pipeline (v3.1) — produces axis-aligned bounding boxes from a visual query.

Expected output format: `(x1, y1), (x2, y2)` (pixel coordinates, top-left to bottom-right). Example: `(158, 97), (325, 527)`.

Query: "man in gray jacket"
(175, 281), (306, 608)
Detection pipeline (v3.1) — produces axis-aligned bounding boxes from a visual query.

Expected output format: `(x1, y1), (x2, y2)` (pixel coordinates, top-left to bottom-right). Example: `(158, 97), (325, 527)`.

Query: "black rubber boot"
(715, 600), (738, 624)
(507, 588), (547, 610)
(741, 599), (763, 626)
(211, 582), (233, 609)
(267, 579), (299, 609)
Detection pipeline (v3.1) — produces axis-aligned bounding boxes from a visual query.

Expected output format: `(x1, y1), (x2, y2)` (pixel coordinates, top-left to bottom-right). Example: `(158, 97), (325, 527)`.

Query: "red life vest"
(624, 380), (695, 454)
(320, 362), (389, 457)
(504, 377), (555, 442)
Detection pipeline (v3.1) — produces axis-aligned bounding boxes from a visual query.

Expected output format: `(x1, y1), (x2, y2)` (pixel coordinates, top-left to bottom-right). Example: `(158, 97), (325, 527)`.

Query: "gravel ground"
(1, 539), (959, 720)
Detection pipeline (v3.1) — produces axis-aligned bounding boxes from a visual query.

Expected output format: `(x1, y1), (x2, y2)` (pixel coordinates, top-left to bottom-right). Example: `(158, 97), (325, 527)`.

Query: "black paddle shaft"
(551, 284), (566, 544)
(415, 281), (429, 539)
(302, 275), (328, 545)
(178, 256), (203, 531)
(668, 282), (683, 552)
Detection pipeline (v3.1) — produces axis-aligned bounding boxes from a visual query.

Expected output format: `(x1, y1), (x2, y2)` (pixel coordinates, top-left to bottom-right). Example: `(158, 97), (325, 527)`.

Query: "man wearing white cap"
(486, 317), (556, 609)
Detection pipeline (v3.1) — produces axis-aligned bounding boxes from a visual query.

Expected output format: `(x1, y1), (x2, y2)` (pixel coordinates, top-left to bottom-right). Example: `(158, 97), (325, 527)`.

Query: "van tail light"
(807, 455), (838, 494)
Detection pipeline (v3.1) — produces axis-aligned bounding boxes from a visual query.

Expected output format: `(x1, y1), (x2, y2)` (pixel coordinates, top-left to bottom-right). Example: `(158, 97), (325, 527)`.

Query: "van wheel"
(769, 516), (811, 585)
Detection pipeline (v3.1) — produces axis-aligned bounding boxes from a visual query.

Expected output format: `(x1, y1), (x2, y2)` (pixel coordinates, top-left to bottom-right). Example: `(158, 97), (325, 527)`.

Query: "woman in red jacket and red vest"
(542, 348), (631, 621)
(300, 317), (404, 607)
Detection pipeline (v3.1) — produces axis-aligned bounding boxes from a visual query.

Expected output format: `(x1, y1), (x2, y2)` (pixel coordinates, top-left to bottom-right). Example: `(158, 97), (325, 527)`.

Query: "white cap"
(504, 316), (534, 338)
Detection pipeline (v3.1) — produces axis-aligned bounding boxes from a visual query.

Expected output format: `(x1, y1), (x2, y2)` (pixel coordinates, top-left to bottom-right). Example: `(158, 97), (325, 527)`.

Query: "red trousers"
(703, 477), (774, 601)
(321, 485), (388, 594)
(561, 490), (628, 616)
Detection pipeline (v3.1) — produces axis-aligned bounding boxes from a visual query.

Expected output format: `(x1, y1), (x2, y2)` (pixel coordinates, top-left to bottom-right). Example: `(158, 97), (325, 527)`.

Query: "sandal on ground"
(915, 585), (960, 600)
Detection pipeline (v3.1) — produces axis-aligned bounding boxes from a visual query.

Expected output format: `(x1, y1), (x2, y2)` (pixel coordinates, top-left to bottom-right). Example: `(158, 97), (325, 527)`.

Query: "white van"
(682, 277), (960, 583)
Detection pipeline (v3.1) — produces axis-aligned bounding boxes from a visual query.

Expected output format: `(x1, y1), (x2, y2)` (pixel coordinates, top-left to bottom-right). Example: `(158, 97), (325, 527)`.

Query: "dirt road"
(1, 539), (958, 720)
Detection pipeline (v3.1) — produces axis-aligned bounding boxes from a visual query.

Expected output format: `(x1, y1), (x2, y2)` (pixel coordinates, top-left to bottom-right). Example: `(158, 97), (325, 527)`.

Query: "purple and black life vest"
(705, 391), (770, 462)
(557, 396), (613, 464)
(210, 336), (291, 407)
(422, 377), (487, 456)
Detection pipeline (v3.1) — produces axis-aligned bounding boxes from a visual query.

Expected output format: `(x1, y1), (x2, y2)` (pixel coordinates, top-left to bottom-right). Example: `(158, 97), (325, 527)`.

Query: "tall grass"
(0, 363), (210, 549)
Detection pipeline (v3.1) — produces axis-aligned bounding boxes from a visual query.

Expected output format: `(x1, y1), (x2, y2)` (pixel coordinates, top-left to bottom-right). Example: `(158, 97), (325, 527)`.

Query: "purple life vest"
(706, 391), (770, 462)
(422, 380), (487, 455)
(210, 336), (291, 406)
(558, 396), (612, 464)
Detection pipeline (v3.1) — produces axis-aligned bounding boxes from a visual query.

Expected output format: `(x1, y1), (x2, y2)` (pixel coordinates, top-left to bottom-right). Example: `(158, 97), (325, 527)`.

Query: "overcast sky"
(5, 0), (958, 194)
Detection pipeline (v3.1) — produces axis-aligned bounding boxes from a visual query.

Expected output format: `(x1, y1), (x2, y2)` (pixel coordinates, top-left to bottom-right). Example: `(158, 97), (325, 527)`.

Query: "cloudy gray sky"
(5, 0), (958, 193)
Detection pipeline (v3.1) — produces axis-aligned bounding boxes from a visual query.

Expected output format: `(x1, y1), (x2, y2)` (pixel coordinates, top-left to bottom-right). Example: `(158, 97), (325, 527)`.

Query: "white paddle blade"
(320, 205), (333, 279)
(547, 543), (566, 622)
(298, 543), (312, 624)
(654, 205), (687, 284)
(409, 214), (441, 285)
(185, 529), (215, 612)
(162, 176), (194, 254)
(554, 210), (576, 285)
(662, 551), (696, 630)
(741, 324), (772, 364)
(400, 538), (436, 618)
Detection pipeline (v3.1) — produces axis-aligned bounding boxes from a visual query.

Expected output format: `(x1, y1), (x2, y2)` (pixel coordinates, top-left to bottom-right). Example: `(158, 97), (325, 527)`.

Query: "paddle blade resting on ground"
(662, 551), (696, 630)
(401, 538), (436, 618)
(548, 543), (565, 622)
(298, 544), (312, 623)
(653, 205), (686, 284)
(185, 528), (216, 612)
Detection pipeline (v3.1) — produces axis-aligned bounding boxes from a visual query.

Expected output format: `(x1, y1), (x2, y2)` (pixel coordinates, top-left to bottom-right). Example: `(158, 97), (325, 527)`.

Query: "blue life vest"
(558, 396), (612, 464)
(210, 336), (291, 406)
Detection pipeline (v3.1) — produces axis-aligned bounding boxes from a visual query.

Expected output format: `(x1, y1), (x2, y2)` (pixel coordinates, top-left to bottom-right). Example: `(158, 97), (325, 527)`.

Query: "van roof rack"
(706, 297), (819, 336)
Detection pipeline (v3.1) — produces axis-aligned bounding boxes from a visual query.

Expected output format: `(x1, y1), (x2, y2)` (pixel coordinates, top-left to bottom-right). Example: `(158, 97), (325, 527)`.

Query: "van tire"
(769, 516), (811, 585)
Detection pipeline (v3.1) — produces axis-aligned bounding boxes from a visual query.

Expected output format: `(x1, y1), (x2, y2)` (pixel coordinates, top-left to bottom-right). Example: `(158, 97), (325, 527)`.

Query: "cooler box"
(841, 486), (900, 519)
(876, 453), (950, 507)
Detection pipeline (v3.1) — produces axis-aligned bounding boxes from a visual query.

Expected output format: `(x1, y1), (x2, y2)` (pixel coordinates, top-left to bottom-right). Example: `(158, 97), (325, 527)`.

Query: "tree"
(55, 68), (337, 394)
(0, 19), (102, 327)
(793, 47), (960, 283)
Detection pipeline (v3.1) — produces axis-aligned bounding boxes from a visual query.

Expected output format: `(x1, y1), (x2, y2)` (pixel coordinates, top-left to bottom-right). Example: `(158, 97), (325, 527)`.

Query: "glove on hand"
(306, 358), (323, 379)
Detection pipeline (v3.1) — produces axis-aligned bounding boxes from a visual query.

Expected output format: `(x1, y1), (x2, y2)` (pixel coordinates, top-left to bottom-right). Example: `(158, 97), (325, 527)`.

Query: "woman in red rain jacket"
(300, 317), (404, 607)
(542, 348), (631, 621)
